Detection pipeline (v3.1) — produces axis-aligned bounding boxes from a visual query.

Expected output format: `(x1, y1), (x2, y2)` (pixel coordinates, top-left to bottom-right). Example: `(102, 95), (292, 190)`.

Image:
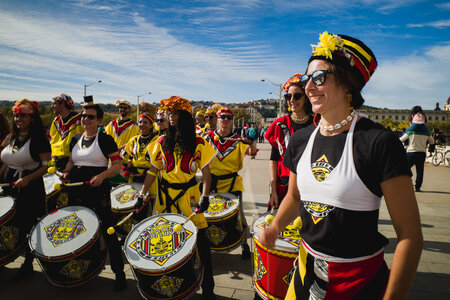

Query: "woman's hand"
(90, 174), (105, 187)
(268, 191), (279, 208)
(257, 225), (279, 249)
(14, 176), (31, 188)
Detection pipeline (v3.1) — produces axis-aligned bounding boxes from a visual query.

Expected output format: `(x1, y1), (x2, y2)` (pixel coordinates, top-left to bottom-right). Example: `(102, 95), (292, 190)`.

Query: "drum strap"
(158, 177), (198, 213)
(210, 172), (238, 193)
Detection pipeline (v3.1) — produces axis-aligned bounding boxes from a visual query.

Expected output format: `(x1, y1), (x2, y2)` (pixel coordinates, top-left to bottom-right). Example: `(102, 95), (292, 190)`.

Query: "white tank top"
(72, 133), (108, 167)
(1, 139), (40, 177)
(296, 114), (381, 211)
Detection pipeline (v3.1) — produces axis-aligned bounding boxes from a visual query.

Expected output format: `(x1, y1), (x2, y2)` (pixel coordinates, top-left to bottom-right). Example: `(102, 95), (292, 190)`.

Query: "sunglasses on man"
(156, 119), (165, 123)
(300, 70), (332, 89)
(284, 93), (305, 101)
(204, 115), (216, 120)
(219, 115), (233, 120)
(80, 113), (97, 120)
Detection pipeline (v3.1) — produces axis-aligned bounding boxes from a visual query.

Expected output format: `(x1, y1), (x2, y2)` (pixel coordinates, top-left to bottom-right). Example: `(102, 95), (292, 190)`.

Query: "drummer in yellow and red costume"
(264, 74), (314, 209)
(195, 109), (206, 133)
(138, 96), (217, 299)
(204, 107), (258, 259)
(49, 94), (83, 173)
(204, 103), (223, 133)
(105, 99), (139, 165)
(61, 101), (127, 291)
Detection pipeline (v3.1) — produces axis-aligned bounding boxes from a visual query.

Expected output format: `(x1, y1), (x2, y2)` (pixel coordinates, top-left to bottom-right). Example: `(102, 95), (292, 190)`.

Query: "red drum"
(124, 213), (202, 300)
(110, 183), (146, 238)
(204, 193), (244, 251)
(0, 196), (27, 266)
(29, 206), (108, 287)
(252, 212), (301, 300)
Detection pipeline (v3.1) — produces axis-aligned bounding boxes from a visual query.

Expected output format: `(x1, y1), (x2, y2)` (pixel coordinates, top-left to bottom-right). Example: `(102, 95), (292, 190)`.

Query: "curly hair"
(162, 110), (196, 155)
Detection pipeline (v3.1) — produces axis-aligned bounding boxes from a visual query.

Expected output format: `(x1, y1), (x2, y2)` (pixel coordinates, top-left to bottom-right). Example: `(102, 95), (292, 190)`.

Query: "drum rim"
(123, 213), (198, 272)
(28, 206), (101, 258)
(0, 196), (15, 221)
(204, 192), (240, 219)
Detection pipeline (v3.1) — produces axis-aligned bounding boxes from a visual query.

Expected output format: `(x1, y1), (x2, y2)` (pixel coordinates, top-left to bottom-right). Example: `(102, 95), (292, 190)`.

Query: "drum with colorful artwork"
(44, 173), (68, 210)
(110, 183), (146, 238)
(252, 211), (301, 300)
(124, 213), (202, 300)
(203, 193), (244, 251)
(0, 196), (27, 266)
(28, 206), (107, 287)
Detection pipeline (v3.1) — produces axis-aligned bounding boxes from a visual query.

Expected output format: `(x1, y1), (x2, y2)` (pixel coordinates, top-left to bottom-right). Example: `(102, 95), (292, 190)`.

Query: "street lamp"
(83, 80), (102, 97)
(261, 78), (283, 117)
(137, 92), (151, 121)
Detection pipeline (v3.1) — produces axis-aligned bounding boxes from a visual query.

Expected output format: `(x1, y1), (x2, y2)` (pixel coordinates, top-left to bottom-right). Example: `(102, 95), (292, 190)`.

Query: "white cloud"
(407, 19), (450, 29)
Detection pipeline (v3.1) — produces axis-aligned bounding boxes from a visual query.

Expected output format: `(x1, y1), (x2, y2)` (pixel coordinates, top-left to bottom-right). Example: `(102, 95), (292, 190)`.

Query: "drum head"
(110, 183), (143, 211)
(124, 213), (197, 272)
(43, 174), (62, 196)
(204, 193), (239, 220)
(29, 206), (100, 257)
(252, 211), (301, 252)
(0, 196), (15, 219)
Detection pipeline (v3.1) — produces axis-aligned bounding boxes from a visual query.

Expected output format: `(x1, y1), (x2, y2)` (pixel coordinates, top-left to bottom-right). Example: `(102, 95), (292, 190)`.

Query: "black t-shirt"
(283, 117), (411, 258)
(69, 131), (118, 158)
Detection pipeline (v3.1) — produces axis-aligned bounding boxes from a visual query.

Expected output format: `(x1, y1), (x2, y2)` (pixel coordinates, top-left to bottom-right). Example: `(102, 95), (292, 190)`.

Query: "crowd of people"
(0, 31), (429, 300)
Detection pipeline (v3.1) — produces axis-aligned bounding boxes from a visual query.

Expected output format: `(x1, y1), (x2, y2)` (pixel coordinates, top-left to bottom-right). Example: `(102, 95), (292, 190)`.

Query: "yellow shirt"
(205, 131), (249, 192)
(49, 113), (84, 158)
(148, 135), (217, 229)
(105, 118), (139, 164)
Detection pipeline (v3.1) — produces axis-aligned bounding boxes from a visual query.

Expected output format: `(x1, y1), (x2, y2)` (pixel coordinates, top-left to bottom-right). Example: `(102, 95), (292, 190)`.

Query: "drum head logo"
(256, 218), (301, 247)
(206, 224), (226, 245)
(114, 188), (138, 205)
(207, 195), (236, 216)
(129, 216), (193, 266)
(44, 213), (86, 247)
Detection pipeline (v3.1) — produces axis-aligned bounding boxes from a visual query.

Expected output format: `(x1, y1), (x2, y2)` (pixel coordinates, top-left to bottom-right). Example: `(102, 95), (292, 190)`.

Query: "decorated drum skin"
(252, 211), (301, 300)
(29, 206), (107, 287)
(110, 183), (145, 237)
(203, 193), (244, 251)
(0, 196), (27, 266)
(124, 213), (202, 300)
(44, 173), (68, 209)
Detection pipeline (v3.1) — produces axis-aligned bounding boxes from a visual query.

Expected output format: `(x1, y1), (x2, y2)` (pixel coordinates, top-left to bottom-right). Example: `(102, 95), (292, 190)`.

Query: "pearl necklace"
(319, 110), (356, 132)
(84, 132), (97, 139)
(291, 114), (310, 123)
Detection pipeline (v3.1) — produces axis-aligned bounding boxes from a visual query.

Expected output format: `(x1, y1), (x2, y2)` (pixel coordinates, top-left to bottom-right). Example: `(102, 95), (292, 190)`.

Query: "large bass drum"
(0, 196), (27, 266)
(252, 211), (301, 300)
(203, 193), (244, 251)
(124, 213), (202, 299)
(29, 206), (108, 287)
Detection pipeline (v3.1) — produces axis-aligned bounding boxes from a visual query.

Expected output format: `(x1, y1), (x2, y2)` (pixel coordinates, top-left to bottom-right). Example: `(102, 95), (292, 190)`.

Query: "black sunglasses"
(300, 70), (332, 89)
(219, 115), (233, 120)
(205, 115), (216, 120)
(80, 113), (97, 120)
(156, 119), (165, 123)
(284, 93), (305, 101)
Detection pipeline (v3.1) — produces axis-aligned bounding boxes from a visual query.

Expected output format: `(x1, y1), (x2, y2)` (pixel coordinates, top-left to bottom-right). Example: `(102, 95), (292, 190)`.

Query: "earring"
(347, 93), (354, 109)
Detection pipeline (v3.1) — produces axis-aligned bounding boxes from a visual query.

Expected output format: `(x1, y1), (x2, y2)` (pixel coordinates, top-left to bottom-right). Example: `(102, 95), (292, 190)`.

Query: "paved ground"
(2, 142), (449, 299)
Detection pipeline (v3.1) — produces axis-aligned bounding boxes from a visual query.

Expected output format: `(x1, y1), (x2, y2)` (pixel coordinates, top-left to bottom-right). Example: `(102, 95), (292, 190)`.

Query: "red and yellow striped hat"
(160, 96), (192, 114)
(309, 32), (377, 86)
(282, 73), (302, 92)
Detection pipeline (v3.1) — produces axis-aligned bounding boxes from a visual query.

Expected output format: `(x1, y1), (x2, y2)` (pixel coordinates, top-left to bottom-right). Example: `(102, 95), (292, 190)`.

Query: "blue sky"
(0, 0), (449, 109)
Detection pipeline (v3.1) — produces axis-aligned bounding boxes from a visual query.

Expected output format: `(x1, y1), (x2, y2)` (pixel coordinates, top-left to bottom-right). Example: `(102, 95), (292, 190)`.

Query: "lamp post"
(261, 78), (282, 117)
(83, 80), (102, 97)
(137, 92), (151, 121)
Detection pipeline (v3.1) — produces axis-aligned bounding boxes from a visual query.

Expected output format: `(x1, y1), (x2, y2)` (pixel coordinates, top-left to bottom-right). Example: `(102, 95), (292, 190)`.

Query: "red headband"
(139, 112), (153, 123)
(217, 107), (233, 117)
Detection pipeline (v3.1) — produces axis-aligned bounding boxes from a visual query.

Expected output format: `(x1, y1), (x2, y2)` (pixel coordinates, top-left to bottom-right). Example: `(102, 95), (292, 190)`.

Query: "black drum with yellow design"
(28, 206), (107, 287)
(203, 193), (244, 251)
(124, 213), (202, 300)
(0, 196), (27, 266)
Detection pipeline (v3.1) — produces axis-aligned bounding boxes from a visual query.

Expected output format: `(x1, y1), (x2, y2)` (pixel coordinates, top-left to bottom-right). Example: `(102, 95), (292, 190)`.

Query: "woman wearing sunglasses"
(204, 103), (223, 133)
(264, 73), (314, 210)
(259, 32), (422, 299)
(62, 103), (127, 291)
(0, 99), (51, 279)
(154, 108), (169, 136)
(138, 96), (217, 299)
(204, 107), (257, 259)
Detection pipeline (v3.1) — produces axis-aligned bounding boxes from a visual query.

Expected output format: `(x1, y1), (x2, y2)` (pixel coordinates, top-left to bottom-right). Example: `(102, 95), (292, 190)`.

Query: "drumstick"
(173, 210), (199, 233)
(53, 181), (91, 191)
(47, 166), (63, 177)
(107, 211), (134, 235)
(0, 183), (13, 187)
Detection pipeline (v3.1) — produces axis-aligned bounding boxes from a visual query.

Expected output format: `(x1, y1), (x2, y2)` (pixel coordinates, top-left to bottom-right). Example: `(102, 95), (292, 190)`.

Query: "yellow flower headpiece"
(282, 73), (303, 92)
(311, 31), (342, 60)
(160, 96), (192, 114)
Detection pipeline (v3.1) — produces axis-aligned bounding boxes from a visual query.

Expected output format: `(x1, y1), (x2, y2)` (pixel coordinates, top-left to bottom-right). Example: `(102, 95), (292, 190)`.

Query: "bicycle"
(431, 145), (450, 167)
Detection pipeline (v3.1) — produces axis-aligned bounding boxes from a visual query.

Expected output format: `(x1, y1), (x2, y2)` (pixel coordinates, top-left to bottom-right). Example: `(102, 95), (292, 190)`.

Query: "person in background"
(62, 102), (127, 291)
(428, 128), (446, 157)
(264, 73), (314, 209)
(195, 109), (207, 133)
(139, 96), (217, 299)
(204, 107), (258, 259)
(155, 108), (169, 136)
(204, 104), (223, 133)
(400, 110), (434, 192)
(259, 32), (422, 299)
(0, 99), (51, 279)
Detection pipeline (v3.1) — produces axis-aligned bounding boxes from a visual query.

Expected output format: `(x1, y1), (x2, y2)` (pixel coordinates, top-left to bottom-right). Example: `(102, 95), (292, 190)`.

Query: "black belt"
(158, 177), (198, 213)
(210, 172), (238, 193)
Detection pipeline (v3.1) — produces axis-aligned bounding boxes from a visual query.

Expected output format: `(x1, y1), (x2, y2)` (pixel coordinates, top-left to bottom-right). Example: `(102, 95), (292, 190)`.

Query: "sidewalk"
(2, 142), (450, 299)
